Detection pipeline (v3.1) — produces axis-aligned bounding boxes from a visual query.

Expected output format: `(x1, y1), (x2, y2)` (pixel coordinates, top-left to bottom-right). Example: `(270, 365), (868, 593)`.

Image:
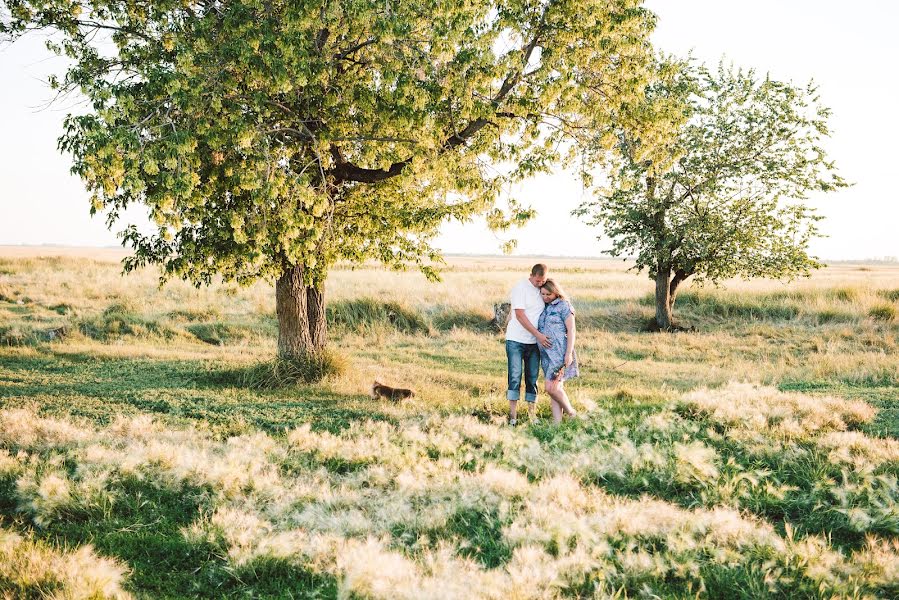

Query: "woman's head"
(540, 278), (567, 303)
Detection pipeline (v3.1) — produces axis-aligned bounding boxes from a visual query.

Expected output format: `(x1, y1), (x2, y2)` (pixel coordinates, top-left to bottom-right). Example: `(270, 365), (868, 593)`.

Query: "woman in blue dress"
(538, 279), (579, 424)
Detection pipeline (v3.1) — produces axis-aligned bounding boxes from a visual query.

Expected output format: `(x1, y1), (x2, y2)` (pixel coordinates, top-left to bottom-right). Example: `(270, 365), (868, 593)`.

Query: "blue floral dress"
(538, 299), (579, 382)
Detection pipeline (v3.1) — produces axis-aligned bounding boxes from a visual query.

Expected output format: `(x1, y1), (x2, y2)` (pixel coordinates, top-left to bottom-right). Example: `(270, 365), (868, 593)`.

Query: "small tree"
(576, 61), (847, 330)
(2, 0), (654, 362)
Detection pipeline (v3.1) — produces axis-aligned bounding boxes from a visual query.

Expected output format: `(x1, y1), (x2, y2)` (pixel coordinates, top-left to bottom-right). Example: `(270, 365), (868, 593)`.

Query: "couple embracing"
(505, 264), (579, 426)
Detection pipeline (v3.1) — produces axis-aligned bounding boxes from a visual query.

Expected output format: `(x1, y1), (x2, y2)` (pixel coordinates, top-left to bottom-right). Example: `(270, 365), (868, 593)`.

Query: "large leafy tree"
(576, 61), (848, 330)
(2, 0), (654, 359)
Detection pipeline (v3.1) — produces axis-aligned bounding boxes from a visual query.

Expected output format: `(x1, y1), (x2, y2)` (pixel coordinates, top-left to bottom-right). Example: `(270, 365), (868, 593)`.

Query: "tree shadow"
(0, 475), (337, 599)
(0, 350), (393, 435)
(570, 298), (651, 333)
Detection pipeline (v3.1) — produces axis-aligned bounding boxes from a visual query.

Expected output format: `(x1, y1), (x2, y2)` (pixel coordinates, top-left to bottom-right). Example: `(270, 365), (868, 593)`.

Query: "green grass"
(0, 255), (897, 598)
(0, 351), (389, 436)
(447, 506), (514, 568)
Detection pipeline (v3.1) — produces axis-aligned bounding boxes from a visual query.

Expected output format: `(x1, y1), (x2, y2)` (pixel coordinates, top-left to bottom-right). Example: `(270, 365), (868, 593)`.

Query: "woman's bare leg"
(545, 380), (575, 423)
(558, 385), (577, 418)
(549, 395), (563, 424)
(546, 379), (576, 419)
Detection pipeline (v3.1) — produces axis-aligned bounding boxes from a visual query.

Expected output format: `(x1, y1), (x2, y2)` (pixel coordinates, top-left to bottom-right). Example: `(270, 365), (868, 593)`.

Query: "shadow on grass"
(41, 480), (217, 597)
(570, 298), (651, 333)
(429, 307), (497, 333)
(667, 291), (802, 321)
(0, 351), (394, 435)
(0, 477), (336, 599)
(447, 506), (513, 569)
(328, 297), (501, 334)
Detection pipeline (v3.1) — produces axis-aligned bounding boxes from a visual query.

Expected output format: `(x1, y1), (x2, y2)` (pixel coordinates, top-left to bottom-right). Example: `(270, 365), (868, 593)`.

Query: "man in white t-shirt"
(505, 263), (551, 425)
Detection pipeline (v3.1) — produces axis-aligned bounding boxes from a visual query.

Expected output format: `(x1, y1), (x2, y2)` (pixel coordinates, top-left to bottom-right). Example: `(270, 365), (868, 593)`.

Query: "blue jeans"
(506, 339), (540, 402)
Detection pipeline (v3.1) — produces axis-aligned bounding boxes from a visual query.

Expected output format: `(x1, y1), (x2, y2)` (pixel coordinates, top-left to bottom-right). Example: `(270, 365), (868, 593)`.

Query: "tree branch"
(328, 3), (550, 184)
(75, 19), (155, 43)
(334, 37), (377, 61)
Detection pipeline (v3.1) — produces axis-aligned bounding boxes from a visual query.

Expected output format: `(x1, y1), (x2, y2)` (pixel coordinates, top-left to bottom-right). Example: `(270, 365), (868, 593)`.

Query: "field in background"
(0, 248), (897, 598)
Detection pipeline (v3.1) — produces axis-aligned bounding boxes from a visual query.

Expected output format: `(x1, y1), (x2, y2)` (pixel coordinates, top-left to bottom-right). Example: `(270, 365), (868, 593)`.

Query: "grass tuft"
(834, 286), (861, 302)
(0, 325), (36, 346)
(430, 307), (494, 332)
(241, 351), (348, 387)
(327, 298), (431, 334)
(868, 303), (897, 322)
(78, 301), (179, 341)
(0, 526), (130, 599)
(50, 302), (72, 314)
(168, 307), (221, 321)
(186, 322), (250, 346)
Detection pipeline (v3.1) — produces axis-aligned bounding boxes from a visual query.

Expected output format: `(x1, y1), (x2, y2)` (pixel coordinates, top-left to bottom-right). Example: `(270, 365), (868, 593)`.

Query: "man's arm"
(515, 309), (551, 348)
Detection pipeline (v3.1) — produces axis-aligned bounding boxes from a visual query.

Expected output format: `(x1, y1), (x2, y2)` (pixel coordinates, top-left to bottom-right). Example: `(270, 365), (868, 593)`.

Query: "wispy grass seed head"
(0, 527), (131, 599)
(2, 402), (899, 598)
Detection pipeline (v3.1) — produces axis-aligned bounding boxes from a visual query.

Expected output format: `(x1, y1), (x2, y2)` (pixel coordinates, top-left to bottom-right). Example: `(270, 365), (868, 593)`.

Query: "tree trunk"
(654, 266), (674, 331)
(276, 265), (327, 359)
(669, 268), (688, 310)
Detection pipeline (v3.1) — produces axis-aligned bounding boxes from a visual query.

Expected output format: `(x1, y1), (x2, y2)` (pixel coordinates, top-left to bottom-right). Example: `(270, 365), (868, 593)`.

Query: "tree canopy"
(2, 0), (656, 287)
(576, 60), (848, 329)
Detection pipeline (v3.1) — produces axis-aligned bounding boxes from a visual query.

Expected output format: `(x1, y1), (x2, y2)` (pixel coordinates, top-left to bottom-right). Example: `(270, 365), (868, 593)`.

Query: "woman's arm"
(564, 312), (576, 366)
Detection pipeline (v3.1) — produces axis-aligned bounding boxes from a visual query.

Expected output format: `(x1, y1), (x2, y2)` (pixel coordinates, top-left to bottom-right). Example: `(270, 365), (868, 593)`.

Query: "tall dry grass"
(1, 250), (898, 596)
(1, 382), (898, 598)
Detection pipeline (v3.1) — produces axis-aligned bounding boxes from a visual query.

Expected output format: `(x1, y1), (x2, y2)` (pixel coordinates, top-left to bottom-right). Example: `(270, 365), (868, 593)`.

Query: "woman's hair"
(540, 278), (567, 300)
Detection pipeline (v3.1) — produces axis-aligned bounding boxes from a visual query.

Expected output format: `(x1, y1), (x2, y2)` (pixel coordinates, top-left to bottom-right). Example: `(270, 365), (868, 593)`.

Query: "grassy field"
(0, 248), (897, 599)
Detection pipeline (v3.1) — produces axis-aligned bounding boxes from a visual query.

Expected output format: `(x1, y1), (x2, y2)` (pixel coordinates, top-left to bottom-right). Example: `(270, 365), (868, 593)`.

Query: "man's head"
(528, 263), (548, 287)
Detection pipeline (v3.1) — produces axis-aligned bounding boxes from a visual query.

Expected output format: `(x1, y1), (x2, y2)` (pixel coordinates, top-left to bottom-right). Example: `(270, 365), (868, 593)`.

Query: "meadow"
(0, 248), (897, 599)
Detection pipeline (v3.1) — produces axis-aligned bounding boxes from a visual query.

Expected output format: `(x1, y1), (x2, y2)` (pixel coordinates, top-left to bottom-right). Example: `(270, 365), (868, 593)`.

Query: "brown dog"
(370, 380), (416, 401)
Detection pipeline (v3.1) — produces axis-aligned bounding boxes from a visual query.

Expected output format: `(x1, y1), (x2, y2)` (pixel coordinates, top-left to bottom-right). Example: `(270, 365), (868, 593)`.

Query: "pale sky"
(1, 1), (897, 260)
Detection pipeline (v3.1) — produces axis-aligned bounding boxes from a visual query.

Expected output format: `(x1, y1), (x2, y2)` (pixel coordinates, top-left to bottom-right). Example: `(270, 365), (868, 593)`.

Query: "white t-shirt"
(505, 277), (545, 344)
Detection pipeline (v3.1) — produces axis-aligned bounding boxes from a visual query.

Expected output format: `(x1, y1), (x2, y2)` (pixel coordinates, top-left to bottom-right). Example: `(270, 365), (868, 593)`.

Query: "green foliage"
(576, 60), (848, 322)
(3, 0), (655, 289)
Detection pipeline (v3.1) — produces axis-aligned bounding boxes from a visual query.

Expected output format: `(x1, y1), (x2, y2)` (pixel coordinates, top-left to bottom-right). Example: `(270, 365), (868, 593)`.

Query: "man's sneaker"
(508, 418), (517, 427)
